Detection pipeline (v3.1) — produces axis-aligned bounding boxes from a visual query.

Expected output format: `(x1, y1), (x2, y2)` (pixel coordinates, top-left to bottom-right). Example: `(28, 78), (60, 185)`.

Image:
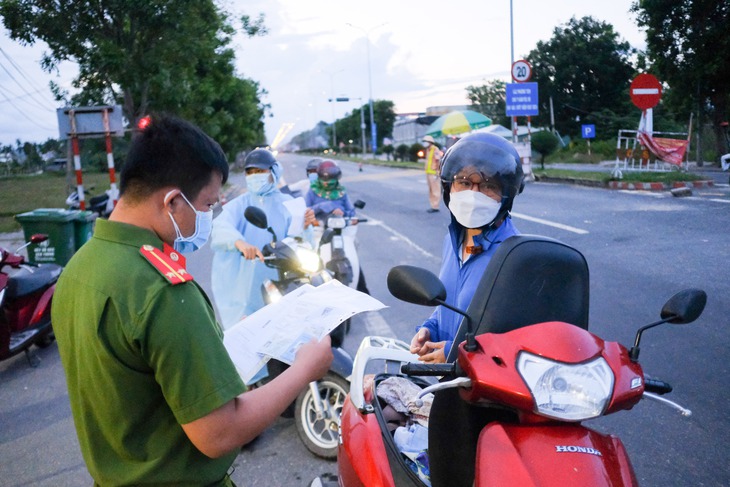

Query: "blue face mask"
(308, 173), (318, 184)
(166, 191), (214, 254)
(246, 173), (275, 195)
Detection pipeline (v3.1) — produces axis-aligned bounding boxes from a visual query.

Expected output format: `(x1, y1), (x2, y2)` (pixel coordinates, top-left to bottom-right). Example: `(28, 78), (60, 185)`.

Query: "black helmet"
(440, 132), (524, 223)
(317, 160), (341, 181)
(306, 157), (323, 174)
(244, 148), (277, 170)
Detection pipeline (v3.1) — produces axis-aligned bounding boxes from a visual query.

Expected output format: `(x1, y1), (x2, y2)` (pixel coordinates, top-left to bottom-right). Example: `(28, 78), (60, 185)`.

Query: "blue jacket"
(305, 190), (356, 219)
(210, 190), (293, 328)
(416, 217), (519, 358)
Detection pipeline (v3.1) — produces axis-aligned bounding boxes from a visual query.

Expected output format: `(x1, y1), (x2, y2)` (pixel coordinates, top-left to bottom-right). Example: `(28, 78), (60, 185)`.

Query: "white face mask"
(448, 190), (501, 228)
(166, 190), (213, 254)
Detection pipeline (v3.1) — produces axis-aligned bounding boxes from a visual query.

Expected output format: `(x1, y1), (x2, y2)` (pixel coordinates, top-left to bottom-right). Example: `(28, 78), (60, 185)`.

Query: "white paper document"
(223, 280), (386, 383)
(282, 197), (307, 237)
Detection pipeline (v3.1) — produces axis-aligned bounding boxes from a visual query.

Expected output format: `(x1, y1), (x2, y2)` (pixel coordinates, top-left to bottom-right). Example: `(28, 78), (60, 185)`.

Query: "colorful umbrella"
(425, 110), (492, 137)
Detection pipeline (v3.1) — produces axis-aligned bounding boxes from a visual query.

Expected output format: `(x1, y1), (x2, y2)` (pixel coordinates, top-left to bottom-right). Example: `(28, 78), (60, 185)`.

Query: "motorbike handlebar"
(401, 362), (455, 376)
(644, 378), (673, 395)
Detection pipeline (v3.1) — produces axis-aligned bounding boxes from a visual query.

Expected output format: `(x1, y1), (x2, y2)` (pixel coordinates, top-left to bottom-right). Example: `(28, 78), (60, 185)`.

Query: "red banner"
(637, 132), (689, 165)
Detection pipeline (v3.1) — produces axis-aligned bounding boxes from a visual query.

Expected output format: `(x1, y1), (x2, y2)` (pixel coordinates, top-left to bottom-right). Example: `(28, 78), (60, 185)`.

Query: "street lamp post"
(322, 69), (344, 151)
(350, 97), (367, 158)
(510, 0), (517, 144)
(347, 22), (386, 159)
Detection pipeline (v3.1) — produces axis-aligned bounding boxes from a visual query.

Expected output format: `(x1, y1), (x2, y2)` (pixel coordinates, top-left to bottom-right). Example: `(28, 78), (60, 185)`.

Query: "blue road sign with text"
(505, 82), (538, 116)
(581, 124), (596, 139)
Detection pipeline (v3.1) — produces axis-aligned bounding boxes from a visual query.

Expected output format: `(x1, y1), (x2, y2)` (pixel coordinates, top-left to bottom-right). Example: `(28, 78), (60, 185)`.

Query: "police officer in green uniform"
(52, 115), (333, 486)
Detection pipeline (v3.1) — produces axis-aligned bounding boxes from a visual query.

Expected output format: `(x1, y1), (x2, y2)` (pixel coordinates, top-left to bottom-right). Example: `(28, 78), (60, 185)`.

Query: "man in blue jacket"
(410, 133), (525, 363)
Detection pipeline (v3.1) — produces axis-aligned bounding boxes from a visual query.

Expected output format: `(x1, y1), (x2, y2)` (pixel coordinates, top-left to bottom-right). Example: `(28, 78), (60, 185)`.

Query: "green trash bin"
(73, 210), (98, 251)
(15, 208), (78, 265)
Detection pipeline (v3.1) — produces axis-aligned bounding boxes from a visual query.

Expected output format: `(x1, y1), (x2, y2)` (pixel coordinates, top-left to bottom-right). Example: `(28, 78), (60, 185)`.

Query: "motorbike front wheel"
(294, 373), (349, 459)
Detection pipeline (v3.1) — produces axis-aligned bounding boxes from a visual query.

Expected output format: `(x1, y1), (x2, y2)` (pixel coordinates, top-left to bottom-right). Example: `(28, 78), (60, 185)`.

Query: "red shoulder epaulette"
(139, 243), (193, 285)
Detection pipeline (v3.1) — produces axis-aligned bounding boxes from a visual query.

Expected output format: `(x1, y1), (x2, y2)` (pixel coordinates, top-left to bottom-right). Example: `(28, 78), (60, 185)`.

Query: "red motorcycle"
(312, 235), (706, 487)
(1, 234), (60, 364)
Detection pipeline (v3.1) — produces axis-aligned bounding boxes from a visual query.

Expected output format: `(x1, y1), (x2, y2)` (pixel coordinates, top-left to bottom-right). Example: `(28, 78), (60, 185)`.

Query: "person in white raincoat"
(211, 149), (315, 329)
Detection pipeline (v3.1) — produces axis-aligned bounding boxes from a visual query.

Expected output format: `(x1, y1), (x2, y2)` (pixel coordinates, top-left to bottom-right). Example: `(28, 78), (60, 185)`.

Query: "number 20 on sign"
(512, 60), (532, 83)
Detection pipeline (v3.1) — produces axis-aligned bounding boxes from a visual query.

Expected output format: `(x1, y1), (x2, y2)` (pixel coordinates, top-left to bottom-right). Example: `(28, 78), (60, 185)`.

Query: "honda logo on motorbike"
(555, 445), (603, 456)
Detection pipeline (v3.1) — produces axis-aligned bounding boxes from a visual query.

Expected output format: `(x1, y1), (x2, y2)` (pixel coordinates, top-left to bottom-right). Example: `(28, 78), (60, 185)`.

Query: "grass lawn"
(533, 168), (706, 184)
(0, 171), (113, 233)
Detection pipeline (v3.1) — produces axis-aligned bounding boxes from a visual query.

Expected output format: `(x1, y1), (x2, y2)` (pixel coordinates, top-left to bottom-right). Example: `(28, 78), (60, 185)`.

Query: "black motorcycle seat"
(6, 264), (62, 299)
(447, 234), (590, 363)
(89, 193), (109, 206)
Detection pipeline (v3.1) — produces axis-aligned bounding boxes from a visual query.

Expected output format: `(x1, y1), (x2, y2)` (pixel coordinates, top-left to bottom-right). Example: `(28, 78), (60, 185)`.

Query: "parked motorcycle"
(66, 186), (116, 217)
(312, 234), (706, 487)
(1, 234), (61, 365)
(244, 206), (353, 459)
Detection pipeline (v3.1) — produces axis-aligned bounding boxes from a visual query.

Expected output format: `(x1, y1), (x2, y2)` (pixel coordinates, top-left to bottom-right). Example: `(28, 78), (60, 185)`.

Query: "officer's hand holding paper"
(223, 280), (386, 383)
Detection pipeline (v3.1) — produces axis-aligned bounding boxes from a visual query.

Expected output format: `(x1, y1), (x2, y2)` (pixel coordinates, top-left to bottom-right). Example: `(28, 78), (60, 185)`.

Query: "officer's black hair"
(120, 114), (229, 202)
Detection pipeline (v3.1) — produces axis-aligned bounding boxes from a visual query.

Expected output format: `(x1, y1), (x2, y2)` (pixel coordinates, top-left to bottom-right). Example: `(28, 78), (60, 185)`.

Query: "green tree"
(334, 100), (396, 152)
(631, 0), (730, 162)
(0, 1), (268, 156)
(466, 80), (510, 127)
(531, 131), (560, 169)
(526, 16), (637, 139)
(395, 144), (409, 162)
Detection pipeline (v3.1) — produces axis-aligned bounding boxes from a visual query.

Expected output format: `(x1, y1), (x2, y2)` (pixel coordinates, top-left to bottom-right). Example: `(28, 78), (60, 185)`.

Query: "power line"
(0, 46), (53, 95)
(0, 85), (57, 132)
(0, 56), (54, 111)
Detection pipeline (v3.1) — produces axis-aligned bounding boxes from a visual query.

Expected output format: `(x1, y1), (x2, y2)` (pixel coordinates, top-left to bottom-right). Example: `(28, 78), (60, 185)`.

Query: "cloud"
(0, 0), (644, 146)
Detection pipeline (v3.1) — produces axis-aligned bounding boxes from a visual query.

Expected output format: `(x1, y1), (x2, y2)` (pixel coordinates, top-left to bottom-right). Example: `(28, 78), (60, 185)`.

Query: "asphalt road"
(1, 154), (728, 486)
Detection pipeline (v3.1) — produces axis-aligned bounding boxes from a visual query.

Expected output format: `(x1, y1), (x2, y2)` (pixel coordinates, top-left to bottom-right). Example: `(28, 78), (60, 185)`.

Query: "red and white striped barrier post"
(103, 109), (119, 207)
(69, 111), (85, 211)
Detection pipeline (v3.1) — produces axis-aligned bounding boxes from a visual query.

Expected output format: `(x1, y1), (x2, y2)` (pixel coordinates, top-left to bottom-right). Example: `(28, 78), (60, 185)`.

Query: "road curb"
(671, 180), (714, 189)
(537, 177), (715, 191)
(608, 181), (665, 190)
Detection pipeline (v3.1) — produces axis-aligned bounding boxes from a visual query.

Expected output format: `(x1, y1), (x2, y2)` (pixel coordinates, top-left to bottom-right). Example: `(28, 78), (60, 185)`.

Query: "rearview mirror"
(387, 265), (446, 306)
(660, 288), (707, 324)
(354, 199), (366, 210)
(244, 206), (268, 229)
(30, 234), (49, 244)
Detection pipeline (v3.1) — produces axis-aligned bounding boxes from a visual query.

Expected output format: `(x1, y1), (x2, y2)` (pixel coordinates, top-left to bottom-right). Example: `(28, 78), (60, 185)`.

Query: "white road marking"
(359, 212), (437, 259)
(511, 212), (590, 234)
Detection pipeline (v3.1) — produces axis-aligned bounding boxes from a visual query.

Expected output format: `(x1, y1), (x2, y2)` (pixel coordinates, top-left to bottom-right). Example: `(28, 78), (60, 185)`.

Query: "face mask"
(448, 190), (502, 228)
(246, 173), (275, 195)
(166, 191), (213, 254)
(308, 173), (318, 184)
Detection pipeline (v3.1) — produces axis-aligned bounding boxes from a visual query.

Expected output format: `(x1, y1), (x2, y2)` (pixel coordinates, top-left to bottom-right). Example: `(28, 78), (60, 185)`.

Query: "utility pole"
(347, 22), (387, 159)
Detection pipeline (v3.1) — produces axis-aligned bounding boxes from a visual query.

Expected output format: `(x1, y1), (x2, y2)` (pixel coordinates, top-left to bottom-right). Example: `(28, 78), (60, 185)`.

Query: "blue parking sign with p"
(581, 124), (596, 139)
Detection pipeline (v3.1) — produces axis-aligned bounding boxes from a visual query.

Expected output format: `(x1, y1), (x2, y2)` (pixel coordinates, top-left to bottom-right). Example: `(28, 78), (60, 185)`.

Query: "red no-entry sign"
(630, 74), (662, 110)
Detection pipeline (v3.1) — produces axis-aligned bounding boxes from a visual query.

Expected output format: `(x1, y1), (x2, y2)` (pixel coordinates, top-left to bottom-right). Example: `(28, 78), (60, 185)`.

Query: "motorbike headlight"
(517, 352), (614, 421)
(327, 216), (346, 229)
(296, 247), (321, 273)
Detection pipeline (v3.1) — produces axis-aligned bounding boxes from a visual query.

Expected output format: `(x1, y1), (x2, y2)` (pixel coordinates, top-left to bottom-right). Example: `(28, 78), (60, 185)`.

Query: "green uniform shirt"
(52, 218), (246, 486)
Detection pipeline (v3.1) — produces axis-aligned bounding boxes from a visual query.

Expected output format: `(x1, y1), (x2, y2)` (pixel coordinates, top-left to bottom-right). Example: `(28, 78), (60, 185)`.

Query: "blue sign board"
(505, 82), (538, 116)
(371, 122), (378, 153)
(581, 124), (596, 139)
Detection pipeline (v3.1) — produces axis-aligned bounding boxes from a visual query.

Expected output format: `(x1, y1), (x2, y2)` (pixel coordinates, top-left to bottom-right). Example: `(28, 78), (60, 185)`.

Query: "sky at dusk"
(0, 0), (646, 147)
